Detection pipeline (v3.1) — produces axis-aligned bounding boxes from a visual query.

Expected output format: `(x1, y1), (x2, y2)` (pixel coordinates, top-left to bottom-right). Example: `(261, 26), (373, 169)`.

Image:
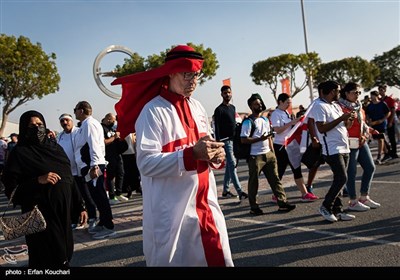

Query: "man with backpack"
(241, 93), (296, 215)
(214, 85), (248, 200)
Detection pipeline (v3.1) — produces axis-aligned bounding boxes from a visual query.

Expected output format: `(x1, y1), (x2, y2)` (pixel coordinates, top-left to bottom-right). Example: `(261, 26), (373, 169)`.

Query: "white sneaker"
(116, 195), (129, 201)
(348, 201), (370, 212)
(319, 205), (338, 222)
(359, 197), (381, 209)
(336, 212), (356, 221)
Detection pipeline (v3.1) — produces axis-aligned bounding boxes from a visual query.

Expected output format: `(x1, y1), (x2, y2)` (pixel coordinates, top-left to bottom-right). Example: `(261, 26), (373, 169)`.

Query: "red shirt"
(339, 105), (365, 138)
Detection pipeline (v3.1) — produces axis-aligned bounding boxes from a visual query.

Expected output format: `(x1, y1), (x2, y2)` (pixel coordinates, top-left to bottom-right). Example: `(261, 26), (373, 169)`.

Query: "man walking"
(73, 101), (116, 239)
(241, 93), (295, 215)
(214, 85), (248, 200)
(313, 81), (356, 222)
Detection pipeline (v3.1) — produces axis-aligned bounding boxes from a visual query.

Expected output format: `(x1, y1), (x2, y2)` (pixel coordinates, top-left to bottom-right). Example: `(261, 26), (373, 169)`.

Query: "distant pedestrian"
(214, 85), (248, 200)
(378, 84), (398, 159)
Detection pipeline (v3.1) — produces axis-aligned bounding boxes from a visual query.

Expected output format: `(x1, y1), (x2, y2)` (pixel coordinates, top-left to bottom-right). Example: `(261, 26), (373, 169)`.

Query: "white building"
(0, 120), (19, 139)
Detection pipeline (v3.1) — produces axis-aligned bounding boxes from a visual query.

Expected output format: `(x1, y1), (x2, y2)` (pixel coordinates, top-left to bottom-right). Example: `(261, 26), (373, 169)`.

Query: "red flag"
(283, 102), (315, 169)
(222, 78), (231, 87)
(281, 77), (292, 114)
(280, 78), (290, 94)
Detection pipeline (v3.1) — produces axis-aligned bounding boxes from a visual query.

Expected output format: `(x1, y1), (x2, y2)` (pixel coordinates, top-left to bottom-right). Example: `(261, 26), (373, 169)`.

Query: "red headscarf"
(112, 45), (204, 138)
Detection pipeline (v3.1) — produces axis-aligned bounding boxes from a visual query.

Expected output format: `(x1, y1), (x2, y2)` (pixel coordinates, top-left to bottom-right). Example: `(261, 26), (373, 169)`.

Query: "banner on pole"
(222, 78), (231, 87)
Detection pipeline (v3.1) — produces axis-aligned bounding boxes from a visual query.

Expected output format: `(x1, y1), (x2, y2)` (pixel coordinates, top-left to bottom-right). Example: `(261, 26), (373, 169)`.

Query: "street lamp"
(301, 0), (314, 103)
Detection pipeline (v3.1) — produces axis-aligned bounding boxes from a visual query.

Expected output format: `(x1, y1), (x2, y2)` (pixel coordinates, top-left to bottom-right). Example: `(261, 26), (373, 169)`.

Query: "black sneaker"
(222, 191), (238, 198)
(278, 202), (296, 212)
(250, 208), (264, 216)
(239, 191), (248, 200)
(381, 154), (392, 163)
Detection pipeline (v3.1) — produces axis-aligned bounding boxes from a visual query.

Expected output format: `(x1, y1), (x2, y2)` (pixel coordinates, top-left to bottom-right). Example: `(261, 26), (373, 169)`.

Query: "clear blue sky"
(1, 0), (399, 132)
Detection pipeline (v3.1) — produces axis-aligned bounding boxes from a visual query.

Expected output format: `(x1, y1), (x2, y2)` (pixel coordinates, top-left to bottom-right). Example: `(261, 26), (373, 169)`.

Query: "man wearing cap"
(57, 113), (97, 230)
(241, 93), (296, 215)
(112, 45), (233, 267)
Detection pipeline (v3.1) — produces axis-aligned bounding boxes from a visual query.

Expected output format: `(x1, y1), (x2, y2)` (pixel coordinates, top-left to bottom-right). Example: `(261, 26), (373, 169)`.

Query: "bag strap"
(1, 185), (19, 218)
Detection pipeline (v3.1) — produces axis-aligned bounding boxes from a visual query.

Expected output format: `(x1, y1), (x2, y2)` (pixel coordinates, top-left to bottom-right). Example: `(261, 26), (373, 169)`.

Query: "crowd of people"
(1, 43), (399, 267)
(1, 104), (142, 267)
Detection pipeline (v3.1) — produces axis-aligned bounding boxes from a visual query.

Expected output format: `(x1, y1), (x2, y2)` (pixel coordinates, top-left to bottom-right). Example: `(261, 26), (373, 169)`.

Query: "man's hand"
(193, 135), (225, 162)
(89, 166), (101, 179)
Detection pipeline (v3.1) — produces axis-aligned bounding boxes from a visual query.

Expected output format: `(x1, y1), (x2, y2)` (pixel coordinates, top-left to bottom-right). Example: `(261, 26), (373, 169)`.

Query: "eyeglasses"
(73, 108), (79, 113)
(350, 91), (361, 95)
(182, 71), (202, 81)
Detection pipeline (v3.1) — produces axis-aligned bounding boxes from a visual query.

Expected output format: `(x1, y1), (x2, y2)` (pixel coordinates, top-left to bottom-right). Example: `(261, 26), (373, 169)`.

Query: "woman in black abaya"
(2, 110), (87, 267)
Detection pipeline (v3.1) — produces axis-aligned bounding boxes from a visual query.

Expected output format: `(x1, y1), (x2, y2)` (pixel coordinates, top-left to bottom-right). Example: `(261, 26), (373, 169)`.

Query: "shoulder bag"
(0, 186), (47, 240)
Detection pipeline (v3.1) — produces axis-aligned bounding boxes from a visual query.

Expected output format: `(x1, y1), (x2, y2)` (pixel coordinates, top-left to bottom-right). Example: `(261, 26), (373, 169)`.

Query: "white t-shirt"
(240, 116), (271, 155)
(313, 99), (350, 156)
(57, 126), (80, 176)
(270, 109), (292, 145)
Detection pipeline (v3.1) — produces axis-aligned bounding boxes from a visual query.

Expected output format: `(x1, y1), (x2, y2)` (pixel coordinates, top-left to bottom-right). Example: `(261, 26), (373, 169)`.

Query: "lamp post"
(301, 0), (314, 103)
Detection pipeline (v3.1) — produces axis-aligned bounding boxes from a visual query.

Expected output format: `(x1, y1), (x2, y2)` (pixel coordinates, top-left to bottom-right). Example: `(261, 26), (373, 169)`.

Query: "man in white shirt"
(58, 113), (97, 229)
(313, 81), (356, 222)
(241, 93), (296, 215)
(73, 101), (116, 239)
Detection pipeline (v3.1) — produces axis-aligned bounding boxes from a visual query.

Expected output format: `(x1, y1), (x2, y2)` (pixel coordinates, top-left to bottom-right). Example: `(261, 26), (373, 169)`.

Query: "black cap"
(9, 133), (18, 138)
(247, 93), (266, 111)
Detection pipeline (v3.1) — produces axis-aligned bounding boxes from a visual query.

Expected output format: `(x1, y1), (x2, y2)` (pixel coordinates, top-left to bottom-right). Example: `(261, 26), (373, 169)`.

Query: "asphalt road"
(71, 149), (400, 268)
(1, 144), (399, 271)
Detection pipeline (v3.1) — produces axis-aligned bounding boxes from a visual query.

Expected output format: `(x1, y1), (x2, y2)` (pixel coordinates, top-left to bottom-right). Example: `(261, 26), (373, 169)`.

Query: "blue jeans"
(323, 153), (349, 213)
(346, 143), (376, 199)
(223, 140), (243, 195)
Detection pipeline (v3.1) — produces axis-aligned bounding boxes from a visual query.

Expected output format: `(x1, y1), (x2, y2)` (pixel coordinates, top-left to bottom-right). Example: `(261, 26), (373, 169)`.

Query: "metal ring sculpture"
(93, 45), (134, 100)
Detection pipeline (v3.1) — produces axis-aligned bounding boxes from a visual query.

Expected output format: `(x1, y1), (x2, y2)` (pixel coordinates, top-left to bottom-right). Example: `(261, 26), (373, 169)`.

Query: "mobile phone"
(266, 131), (275, 138)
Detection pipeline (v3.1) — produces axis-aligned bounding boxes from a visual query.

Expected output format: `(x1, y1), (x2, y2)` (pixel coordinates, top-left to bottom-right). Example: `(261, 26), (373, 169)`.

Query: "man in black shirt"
(214, 85), (248, 200)
(101, 113), (127, 204)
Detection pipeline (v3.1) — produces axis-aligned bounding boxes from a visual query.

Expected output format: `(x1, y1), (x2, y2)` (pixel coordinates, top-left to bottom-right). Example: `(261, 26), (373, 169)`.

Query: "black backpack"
(233, 117), (256, 161)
